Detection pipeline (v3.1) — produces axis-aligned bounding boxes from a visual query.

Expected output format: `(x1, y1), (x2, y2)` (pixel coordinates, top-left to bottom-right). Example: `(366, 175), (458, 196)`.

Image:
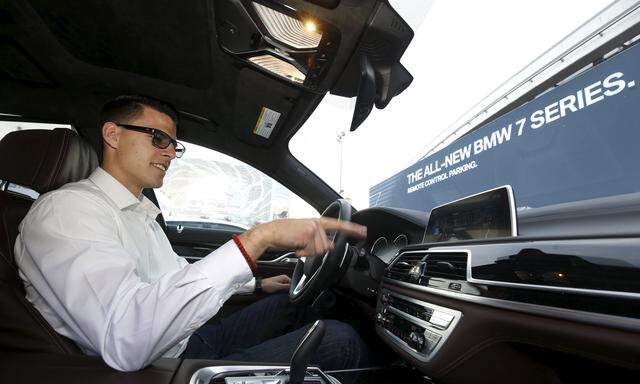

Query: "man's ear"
(102, 122), (120, 150)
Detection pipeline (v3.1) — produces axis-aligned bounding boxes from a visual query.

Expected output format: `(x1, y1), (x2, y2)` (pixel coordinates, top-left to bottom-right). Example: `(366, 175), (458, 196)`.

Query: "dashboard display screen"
(423, 186), (516, 243)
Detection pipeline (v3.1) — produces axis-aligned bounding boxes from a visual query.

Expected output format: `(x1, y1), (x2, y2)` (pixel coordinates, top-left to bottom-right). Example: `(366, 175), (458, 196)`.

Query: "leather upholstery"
(0, 192), (31, 266)
(0, 128), (98, 354)
(0, 128), (98, 194)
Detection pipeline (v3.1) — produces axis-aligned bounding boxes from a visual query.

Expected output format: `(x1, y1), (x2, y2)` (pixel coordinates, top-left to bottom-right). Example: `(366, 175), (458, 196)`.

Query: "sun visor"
(231, 68), (300, 146)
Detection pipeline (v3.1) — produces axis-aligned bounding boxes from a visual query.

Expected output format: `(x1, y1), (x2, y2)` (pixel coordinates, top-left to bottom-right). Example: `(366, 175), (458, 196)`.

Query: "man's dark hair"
(99, 95), (179, 128)
(98, 95), (179, 160)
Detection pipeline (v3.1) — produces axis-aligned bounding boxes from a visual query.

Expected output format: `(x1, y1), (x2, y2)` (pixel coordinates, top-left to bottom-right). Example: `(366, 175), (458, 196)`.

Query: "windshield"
(290, 0), (613, 210)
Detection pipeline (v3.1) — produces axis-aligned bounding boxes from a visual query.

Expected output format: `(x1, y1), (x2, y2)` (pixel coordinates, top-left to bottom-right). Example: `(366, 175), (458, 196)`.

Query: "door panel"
(166, 225), (285, 262)
(166, 225), (236, 258)
(166, 223), (297, 317)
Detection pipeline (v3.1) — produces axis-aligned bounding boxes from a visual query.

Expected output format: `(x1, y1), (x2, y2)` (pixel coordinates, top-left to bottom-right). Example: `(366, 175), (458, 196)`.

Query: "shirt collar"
(89, 167), (161, 218)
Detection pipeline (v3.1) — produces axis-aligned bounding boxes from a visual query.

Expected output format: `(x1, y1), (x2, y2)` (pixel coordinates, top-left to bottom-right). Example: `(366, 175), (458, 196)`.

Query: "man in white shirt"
(14, 95), (368, 372)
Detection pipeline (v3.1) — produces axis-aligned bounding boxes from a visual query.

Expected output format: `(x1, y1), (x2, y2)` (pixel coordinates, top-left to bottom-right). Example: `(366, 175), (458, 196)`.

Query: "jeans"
(181, 293), (369, 371)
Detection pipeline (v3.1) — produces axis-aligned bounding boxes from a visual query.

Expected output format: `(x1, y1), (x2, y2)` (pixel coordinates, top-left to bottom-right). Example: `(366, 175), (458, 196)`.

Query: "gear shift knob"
(289, 320), (326, 384)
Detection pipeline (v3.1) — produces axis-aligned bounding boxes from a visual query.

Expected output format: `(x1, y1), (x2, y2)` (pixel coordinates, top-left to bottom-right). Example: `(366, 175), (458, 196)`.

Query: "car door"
(164, 220), (298, 279)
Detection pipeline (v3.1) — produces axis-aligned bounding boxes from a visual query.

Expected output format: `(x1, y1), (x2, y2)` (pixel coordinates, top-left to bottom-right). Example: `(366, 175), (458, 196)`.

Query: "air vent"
(424, 252), (468, 280)
(385, 251), (468, 283)
(386, 252), (426, 282)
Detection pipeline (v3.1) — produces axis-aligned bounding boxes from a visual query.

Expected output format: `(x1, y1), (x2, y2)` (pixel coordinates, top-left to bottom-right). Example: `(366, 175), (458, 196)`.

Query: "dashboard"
(343, 191), (640, 383)
(369, 233), (409, 264)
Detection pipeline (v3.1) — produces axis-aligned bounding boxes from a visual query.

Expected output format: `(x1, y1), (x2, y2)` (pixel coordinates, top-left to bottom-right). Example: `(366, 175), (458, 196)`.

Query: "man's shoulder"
(56, 178), (99, 195)
(32, 178), (115, 214)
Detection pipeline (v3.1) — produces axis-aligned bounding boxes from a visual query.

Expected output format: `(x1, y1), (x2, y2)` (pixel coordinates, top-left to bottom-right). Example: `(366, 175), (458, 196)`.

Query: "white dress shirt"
(14, 167), (255, 371)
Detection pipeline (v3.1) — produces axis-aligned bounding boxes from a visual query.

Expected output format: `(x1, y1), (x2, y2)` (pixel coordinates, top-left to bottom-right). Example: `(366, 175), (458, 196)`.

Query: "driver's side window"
(157, 141), (318, 230)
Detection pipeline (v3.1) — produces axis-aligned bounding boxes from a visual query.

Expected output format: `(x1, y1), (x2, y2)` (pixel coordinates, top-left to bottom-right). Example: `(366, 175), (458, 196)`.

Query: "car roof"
(0, 0), (413, 210)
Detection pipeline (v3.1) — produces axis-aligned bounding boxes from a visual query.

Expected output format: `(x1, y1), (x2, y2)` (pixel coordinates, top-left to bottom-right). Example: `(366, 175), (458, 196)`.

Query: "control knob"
(408, 331), (426, 352)
(376, 311), (393, 326)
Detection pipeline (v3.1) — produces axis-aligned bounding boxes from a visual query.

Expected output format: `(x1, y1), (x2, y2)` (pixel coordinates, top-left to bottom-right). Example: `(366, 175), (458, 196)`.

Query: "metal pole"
(337, 131), (345, 194)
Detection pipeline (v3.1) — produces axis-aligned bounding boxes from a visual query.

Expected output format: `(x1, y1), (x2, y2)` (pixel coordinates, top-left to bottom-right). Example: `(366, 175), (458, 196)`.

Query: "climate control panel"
(376, 289), (461, 361)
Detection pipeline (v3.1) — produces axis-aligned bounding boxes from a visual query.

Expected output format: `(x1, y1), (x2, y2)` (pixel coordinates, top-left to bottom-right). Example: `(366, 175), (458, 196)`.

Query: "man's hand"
(238, 218), (367, 261)
(261, 275), (292, 293)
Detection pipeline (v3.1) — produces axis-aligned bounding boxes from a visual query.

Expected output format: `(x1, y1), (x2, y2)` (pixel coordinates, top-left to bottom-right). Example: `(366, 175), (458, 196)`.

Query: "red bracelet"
(232, 234), (257, 272)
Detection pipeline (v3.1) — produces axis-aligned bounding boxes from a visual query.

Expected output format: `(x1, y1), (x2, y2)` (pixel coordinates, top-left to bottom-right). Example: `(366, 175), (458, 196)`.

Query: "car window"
(157, 141), (318, 229)
(0, 120), (74, 199)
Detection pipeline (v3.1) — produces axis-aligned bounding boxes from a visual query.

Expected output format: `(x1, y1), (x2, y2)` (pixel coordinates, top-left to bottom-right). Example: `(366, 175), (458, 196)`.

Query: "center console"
(189, 320), (340, 384)
(187, 315), (434, 384)
(190, 365), (339, 384)
(375, 289), (461, 361)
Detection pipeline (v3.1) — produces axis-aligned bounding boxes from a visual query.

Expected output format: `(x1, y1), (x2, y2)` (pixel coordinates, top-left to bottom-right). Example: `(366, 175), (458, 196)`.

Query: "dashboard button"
(424, 330), (441, 353)
(429, 317), (448, 328)
(448, 282), (462, 290)
(430, 311), (454, 328)
(409, 332), (426, 352)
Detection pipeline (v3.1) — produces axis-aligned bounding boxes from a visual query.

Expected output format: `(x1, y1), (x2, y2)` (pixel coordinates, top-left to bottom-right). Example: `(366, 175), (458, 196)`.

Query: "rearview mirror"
(349, 57), (414, 131)
(350, 56), (377, 131)
(340, 2), (414, 131)
(375, 62), (414, 110)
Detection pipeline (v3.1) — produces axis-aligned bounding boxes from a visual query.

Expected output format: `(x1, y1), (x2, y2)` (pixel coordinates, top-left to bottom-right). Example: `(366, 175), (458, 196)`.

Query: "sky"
(290, 0), (614, 209)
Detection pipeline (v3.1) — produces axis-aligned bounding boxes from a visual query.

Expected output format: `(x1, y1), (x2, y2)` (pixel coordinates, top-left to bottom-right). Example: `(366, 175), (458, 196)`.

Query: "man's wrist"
(254, 277), (263, 293)
(237, 223), (270, 261)
(232, 234), (257, 271)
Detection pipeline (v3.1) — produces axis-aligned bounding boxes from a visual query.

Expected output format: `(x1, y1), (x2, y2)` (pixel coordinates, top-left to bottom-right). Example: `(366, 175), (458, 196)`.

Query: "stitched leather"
(0, 128), (97, 354)
(0, 128), (98, 194)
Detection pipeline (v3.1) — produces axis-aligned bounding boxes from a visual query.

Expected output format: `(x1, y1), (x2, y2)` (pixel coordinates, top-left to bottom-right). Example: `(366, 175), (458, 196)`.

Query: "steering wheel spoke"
(292, 274), (307, 296)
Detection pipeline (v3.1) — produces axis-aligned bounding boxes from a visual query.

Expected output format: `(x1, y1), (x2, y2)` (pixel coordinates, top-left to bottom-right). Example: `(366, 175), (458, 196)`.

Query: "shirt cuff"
(195, 240), (253, 291)
(235, 277), (256, 294)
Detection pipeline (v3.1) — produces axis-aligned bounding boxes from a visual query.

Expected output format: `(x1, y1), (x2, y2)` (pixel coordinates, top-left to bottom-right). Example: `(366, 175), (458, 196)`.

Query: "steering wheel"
(289, 199), (353, 305)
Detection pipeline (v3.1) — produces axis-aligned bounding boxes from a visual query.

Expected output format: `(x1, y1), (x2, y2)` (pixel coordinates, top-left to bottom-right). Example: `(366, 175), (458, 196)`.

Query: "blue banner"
(370, 42), (640, 212)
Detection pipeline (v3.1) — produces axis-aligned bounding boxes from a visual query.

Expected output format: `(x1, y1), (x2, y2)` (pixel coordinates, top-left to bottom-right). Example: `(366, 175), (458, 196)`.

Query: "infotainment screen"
(423, 186), (517, 243)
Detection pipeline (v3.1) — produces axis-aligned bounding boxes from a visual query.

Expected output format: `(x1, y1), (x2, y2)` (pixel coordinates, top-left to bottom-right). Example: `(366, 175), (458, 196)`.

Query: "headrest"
(0, 128), (99, 194)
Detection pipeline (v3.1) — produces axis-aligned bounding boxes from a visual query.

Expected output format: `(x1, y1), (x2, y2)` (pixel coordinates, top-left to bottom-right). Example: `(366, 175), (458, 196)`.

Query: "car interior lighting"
(304, 20), (317, 33)
(248, 54), (306, 83)
(252, 2), (322, 49)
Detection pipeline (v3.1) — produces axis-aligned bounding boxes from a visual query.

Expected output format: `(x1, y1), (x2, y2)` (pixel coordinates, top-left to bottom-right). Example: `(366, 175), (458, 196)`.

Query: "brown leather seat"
(0, 128), (98, 354)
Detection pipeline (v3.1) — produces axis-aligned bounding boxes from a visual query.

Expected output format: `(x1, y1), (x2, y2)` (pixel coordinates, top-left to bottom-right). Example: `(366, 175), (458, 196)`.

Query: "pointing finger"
(315, 220), (330, 255)
(319, 217), (367, 238)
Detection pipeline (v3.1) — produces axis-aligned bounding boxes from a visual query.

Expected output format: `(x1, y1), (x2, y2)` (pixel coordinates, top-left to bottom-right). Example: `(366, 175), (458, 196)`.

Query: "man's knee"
(324, 319), (357, 338)
(318, 320), (369, 369)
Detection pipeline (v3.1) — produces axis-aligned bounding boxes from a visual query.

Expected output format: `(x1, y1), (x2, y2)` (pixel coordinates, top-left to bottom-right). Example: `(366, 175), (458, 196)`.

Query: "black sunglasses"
(116, 123), (185, 158)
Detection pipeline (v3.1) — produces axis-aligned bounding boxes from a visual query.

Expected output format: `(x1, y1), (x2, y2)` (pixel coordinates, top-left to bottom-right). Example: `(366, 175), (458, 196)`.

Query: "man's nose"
(162, 143), (176, 160)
